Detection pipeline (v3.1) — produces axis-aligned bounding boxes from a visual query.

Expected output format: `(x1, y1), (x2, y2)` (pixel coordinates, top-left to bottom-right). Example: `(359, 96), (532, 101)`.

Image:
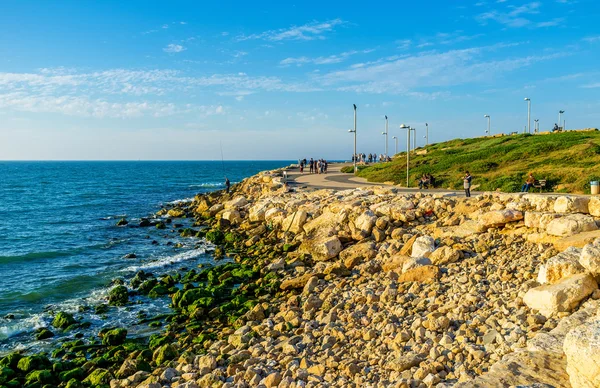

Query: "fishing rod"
(220, 141), (226, 178)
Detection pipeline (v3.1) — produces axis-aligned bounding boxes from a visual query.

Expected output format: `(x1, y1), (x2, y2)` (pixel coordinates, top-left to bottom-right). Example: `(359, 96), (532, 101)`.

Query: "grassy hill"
(351, 130), (600, 194)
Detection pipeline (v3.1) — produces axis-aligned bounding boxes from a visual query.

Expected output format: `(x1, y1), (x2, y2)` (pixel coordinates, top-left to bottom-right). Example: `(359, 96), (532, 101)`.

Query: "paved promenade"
(287, 163), (461, 194)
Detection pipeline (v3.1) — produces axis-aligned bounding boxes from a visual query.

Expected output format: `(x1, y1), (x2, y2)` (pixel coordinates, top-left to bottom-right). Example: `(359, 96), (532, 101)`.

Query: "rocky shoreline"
(3, 167), (600, 388)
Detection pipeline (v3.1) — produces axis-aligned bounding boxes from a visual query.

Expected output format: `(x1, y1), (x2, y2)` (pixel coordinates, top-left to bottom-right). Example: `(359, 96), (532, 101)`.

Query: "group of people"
(418, 174), (436, 189)
(352, 153), (392, 163)
(299, 158), (328, 174)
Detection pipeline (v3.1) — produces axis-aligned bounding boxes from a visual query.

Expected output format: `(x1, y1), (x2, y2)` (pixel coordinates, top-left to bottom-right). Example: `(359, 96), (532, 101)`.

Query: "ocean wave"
(0, 250), (75, 264)
(0, 314), (46, 341)
(165, 198), (194, 205)
(123, 247), (208, 272)
(189, 182), (224, 188)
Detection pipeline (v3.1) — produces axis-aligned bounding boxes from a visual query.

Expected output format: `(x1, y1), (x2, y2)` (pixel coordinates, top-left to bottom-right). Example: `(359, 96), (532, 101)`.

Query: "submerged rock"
(51, 312), (76, 330)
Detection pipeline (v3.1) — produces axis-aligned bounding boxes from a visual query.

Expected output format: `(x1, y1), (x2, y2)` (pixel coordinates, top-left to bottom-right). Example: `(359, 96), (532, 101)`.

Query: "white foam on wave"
(124, 247), (208, 272)
(0, 314), (46, 341)
(165, 198), (194, 205)
(189, 182), (224, 188)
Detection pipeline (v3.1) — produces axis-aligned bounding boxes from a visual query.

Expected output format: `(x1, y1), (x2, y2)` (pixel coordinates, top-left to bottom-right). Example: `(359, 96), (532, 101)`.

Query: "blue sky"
(0, 0), (599, 160)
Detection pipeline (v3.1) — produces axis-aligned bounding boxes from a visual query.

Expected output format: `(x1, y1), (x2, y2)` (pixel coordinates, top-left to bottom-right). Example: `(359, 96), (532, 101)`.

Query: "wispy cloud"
(318, 43), (564, 94)
(476, 2), (543, 28)
(581, 82), (600, 89)
(536, 18), (565, 27)
(237, 19), (345, 41)
(163, 44), (186, 53)
(583, 36), (600, 43)
(279, 49), (374, 66)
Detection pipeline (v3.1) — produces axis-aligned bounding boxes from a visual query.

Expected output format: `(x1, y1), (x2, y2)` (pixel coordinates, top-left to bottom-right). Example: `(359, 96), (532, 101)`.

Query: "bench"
(533, 179), (547, 193)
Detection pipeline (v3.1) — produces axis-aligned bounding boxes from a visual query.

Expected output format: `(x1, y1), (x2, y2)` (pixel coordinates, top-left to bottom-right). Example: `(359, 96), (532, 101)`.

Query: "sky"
(0, 0), (599, 160)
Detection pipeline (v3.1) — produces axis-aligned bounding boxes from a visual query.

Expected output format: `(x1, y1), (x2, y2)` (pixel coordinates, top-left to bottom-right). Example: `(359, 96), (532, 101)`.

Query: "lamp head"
(484, 114), (489, 118)
(348, 129), (354, 133)
(385, 115), (388, 120)
(353, 104), (357, 110)
(382, 132), (386, 135)
(400, 124), (408, 129)
(393, 136), (397, 139)
(524, 97), (530, 101)
(560, 110), (565, 114)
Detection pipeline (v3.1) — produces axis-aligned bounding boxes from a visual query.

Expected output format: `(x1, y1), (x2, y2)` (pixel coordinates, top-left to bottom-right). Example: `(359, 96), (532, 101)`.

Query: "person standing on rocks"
(463, 171), (472, 197)
(225, 177), (230, 193)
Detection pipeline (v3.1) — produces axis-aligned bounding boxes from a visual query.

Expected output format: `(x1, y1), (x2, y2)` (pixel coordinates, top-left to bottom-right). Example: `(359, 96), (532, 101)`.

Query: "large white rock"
(225, 196), (248, 209)
(589, 197), (600, 217)
(249, 203), (269, 222)
(524, 194), (556, 212)
(303, 209), (349, 237)
(546, 214), (598, 237)
(402, 257), (432, 273)
(411, 236), (435, 258)
(580, 239), (600, 275)
(524, 212), (561, 230)
(429, 246), (461, 265)
(554, 196), (590, 214)
(563, 318), (600, 388)
(299, 236), (343, 261)
(537, 247), (585, 284)
(523, 273), (597, 316)
(281, 210), (308, 234)
(352, 210), (377, 240)
(221, 210), (242, 225)
(479, 209), (524, 228)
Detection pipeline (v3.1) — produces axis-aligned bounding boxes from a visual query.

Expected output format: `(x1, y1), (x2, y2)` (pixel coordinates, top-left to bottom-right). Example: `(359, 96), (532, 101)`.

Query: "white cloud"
(536, 18), (565, 27)
(396, 39), (411, 50)
(318, 44), (565, 94)
(237, 19), (345, 41)
(280, 49), (374, 66)
(583, 36), (600, 43)
(163, 44), (186, 53)
(476, 2), (542, 28)
(581, 83), (600, 88)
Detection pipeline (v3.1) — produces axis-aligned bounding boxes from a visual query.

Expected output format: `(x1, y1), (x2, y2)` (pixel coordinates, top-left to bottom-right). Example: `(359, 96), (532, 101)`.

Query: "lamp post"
(534, 119), (539, 133)
(412, 127), (416, 153)
(524, 98), (531, 134)
(400, 124), (414, 187)
(392, 136), (398, 154)
(484, 114), (491, 135)
(382, 115), (388, 157)
(348, 104), (357, 173)
(559, 110), (565, 129)
(425, 123), (429, 145)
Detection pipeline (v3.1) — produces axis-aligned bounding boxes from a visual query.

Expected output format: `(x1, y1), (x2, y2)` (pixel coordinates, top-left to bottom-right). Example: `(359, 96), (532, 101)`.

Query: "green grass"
(353, 129), (600, 194)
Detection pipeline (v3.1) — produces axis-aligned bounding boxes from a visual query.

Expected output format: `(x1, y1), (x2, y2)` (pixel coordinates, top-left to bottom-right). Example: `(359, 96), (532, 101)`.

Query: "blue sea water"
(0, 161), (289, 353)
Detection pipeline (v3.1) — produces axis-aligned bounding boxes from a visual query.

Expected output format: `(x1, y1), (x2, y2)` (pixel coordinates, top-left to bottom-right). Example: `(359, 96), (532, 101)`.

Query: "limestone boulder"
(524, 194), (555, 212)
(546, 214), (598, 237)
(411, 236), (435, 258)
(397, 265), (440, 283)
(523, 273), (597, 316)
(429, 246), (461, 266)
(524, 212), (561, 230)
(554, 230), (600, 252)
(588, 197), (600, 217)
(580, 239), (600, 275)
(381, 255), (411, 272)
(281, 210), (308, 234)
(554, 196), (590, 214)
(298, 236), (343, 261)
(479, 209), (523, 228)
(207, 203), (224, 217)
(352, 210), (377, 240)
(280, 274), (314, 291)
(563, 318), (600, 388)
(303, 209), (348, 237)
(537, 247), (585, 284)
(249, 203), (269, 222)
(339, 242), (377, 269)
(221, 210), (242, 225)
(225, 196), (248, 209)
(402, 257), (432, 273)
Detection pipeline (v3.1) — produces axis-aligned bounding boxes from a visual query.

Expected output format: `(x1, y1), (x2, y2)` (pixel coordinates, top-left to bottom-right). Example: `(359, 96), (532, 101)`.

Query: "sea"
(0, 161), (290, 354)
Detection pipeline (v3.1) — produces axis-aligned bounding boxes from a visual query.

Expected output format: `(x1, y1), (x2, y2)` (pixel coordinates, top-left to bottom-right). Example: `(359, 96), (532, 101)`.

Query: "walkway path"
(287, 163), (461, 194)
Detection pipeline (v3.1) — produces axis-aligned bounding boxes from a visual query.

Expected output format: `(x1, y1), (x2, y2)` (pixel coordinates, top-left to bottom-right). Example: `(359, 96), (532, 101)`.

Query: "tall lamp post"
(559, 110), (565, 129)
(348, 104), (357, 173)
(400, 124), (414, 187)
(524, 98), (531, 134)
(484, 114), (491, 135)
(392, 136), (398, 154)
(425, 123), (429, 146)
(534, 119), (539, 133)
(382, 115), (388, 157)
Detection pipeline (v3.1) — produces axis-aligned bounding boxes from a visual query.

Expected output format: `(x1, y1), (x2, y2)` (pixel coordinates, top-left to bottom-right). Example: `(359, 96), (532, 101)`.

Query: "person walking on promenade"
(463, 171), (472, 198)
(309, 159), (314, 174)
(225, 177), (231, 193)
(521, 173), (535, 192)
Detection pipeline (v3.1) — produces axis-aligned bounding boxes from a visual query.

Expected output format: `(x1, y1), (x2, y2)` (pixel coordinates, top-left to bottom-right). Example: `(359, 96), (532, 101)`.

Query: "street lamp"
(400, 124), (415, 187)
(534, 119), (539, 133)
(382, 115), (388, 157)
(392, 136), (398, 155)
(348, 104), (357, 173)
(524, 98), (531, 134)
(484, 114), (491, 135)
(425, 123), (429, 146)
(559, 110), (565, 130)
